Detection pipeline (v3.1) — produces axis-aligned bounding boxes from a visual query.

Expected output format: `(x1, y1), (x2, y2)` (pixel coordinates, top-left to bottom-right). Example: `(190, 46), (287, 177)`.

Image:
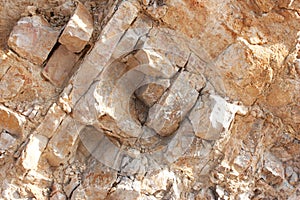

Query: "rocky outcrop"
(0, 0), (299, 199)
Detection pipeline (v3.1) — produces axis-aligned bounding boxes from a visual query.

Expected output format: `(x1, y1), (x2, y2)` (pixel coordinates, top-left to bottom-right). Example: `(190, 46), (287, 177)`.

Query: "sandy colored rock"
(58, 2), (93, 53)
(8, 16), (59, 65)
(0, 131), (16, 153)
(45, 116), (83, 166)
(0, 0), (300, 199)
(21, 134), (48, 170)
(0, 66), (25, 101)
(135, 81), (170, 107)
(189, 94), (247, 140)
(42, 45), (79, 86)
(146, 71), (199, 136)
(66, 0), (139, 106)
(35, 103), (66, 138)
(0, 105), (26, 137)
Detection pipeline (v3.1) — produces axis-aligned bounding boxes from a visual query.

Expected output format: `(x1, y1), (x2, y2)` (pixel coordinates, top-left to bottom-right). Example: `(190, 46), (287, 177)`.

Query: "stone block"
(58, 3), (93, 53)
(134, 81), (170, 107)
(8, 16), (59, 65)
(0, 105), (26, 138)
(134, 49), (178, 79)
(21, 134), (48, 170)
(189, 94), (247, 140)
(42, 45), (79, 86)
(65, 0), (139, 108)
(0, 131), (16, 152)
(45, 116), (84, 166)
(146, 72), (199, 136)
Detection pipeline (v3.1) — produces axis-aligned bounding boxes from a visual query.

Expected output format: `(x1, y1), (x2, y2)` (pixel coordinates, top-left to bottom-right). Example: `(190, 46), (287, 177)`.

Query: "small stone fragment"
(8, 16), (59, 65)
(0, 105), (26, 138)
(21, 134), (48, 170)
(42, 45), (79, 87)
(58, 2), (93, 53)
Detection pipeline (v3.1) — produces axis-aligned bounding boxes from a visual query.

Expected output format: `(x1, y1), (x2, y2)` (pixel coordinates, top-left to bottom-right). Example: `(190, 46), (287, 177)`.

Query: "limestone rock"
(0, 66), (25, 101)
(21, 134), (48, 170)
(59, 2), (93, 53)
(8, 16), (59, 65)
(1, 0), (300, 199)
(135, 81), (170, 107)
(0, 131), (16, 154)
(189, 94), (247, 140)
(134, 49), (178, 79)
(45, 116), (83, 166)
(146, 71), (199, 136)
(42, 45), (79, 87)
(35, 103), (66, 138)
(0, 105), (26, 138)
(66, 0), (139, 106)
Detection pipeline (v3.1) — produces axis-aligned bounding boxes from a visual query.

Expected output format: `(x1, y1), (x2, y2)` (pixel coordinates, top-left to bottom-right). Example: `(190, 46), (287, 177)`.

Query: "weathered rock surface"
(42, 45), (79, 86)
(7, 15), (59, 65)
(58, 2), (93, 53)
(0, 105), (26, 137)
(0, 0), (299, 199)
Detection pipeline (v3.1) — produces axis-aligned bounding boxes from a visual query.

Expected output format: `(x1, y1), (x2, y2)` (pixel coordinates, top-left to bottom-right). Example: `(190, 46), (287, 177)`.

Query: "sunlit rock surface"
(0, 0), (299, 199)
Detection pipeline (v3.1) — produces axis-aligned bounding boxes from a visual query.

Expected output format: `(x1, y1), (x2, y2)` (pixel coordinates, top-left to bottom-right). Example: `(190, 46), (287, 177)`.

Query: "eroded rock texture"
(0, 0), (299, 199)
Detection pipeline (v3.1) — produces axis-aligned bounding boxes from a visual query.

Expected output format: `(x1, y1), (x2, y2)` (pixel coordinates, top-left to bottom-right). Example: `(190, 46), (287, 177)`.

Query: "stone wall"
(0, 0), (299, 199)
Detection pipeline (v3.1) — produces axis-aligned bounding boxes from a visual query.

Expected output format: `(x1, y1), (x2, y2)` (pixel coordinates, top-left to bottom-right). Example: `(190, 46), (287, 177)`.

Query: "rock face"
(0, 0), (299, 199)
(58, 2), (93, 53)
(7, 16), (59, 65)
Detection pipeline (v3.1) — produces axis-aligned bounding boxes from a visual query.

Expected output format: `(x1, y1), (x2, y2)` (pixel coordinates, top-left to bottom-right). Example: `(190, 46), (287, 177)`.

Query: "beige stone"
(0, 66), (25, 101)
(71, 162), (117, 200)
(1, 0), (300, 199)
(8, 16), (59, 65)
(45, 116), (84, 166)
(35, 103), (66, 138)
(146, 72), (199, 136)
(0, 105), (26, 137)
(189, 94), (247, 140)
(58, 2), (93, 53)
(134, 49), (178, 78)
(66, 0), (139, 106)
(106, 189), (140, 200)
(42, 45), (79, 87)
(135, 81), (170, 107)
(21, 134), (48, 170)
(0, 131), (16, 152)
(264, 151), (285, 179)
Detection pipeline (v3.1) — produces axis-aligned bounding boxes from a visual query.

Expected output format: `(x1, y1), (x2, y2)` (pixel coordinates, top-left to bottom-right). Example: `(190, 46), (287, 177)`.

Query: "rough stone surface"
(0, 105), (26, 137)
(0, 0), (300, 199)
(20, 134), (48, 170)
(42, 45), (79, 86)
(58, 2), (93, 53)
(7, 16), (59, 65)
(146, 71), (199, 136)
